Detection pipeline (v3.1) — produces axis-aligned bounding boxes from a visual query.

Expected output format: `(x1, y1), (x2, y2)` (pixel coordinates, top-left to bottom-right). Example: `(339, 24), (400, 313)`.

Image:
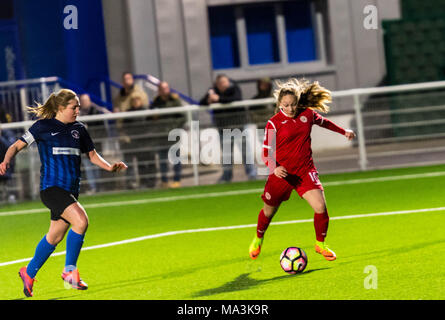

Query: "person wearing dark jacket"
(200, 74), (256, 183)
(122, 95), (157, 189)
(150, 81), (184, 188)
(79, 93), (110, 193)
(250, 77), (275, 126)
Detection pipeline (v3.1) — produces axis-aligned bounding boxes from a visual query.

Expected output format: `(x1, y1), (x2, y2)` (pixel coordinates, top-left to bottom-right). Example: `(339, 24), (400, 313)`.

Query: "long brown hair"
(28, 89), (78, 119)
(273, 78), (331, 114)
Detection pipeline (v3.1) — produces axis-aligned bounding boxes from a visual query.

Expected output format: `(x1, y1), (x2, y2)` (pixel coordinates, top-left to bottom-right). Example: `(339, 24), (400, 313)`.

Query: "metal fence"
(1, 77), (445, 205)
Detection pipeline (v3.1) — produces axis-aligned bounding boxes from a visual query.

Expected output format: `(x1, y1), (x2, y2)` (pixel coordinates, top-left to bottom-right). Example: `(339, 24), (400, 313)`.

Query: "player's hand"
(110, 162), (128, 173)
(274, 166), (288, 179)
(0, 161), (10, 176)
(345, 129), (356, 141)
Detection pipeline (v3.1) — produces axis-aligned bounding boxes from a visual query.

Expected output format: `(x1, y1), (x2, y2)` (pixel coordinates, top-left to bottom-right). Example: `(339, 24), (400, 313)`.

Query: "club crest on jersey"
(71, 130), (80, 139)
(300, 116), (307, 123)
(265, 192), (271, 200)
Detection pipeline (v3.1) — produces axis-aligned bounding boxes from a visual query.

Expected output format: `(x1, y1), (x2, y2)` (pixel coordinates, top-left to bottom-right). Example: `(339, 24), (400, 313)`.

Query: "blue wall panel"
(13, 0), (109, 97)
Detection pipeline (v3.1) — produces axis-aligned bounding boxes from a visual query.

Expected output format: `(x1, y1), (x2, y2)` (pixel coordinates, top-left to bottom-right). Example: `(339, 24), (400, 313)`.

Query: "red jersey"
(262, 108), (346, 176)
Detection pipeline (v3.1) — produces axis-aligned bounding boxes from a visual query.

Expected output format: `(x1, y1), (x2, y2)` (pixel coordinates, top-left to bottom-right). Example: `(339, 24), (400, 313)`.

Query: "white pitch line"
(1, 170), (445, 218)
(1, 206), (444, 268)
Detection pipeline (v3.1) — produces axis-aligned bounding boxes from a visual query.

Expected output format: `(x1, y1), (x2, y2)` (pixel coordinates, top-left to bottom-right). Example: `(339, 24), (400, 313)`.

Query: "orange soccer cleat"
(249, 236), (264, 259)
(61, 268), (88, 290)
(18, 266), (36, 297)
(315, 241), (337, 261)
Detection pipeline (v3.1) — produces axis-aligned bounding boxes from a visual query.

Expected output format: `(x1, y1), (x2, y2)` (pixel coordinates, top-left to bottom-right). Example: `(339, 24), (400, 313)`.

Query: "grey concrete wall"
(182, 0), (213, 100)
(125, 0), (160, 78)
(154, 0), (190, 94)
(102, 0), (401, 105)
(102, 0), (133, 83)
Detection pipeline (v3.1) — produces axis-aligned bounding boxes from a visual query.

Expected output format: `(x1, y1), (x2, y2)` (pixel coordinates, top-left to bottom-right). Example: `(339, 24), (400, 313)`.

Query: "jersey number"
(308, 171), (321, 185)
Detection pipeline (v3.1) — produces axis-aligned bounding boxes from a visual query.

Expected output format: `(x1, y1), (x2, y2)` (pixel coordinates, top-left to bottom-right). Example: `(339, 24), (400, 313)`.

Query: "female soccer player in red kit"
(249, 78), (356, 261)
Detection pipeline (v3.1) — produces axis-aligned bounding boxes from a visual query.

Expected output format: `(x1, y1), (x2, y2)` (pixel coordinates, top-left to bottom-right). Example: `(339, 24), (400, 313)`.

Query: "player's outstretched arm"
(0, 139), (27, 175)
(87, 149), (128, 173)
(314, 112), (356, 140)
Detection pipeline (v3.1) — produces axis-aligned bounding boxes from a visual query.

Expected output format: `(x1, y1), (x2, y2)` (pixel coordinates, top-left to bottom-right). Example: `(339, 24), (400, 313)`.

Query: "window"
(283, 1), (316, 63)
(244, 4), (279, 65)
(208, 0), (322, 70)
(208, 6), (240, 69)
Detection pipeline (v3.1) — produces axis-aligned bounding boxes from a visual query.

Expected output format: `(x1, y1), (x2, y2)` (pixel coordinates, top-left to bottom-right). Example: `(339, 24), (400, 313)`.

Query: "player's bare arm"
(87, 149), (127, 173)
(0, 139), (27, 175)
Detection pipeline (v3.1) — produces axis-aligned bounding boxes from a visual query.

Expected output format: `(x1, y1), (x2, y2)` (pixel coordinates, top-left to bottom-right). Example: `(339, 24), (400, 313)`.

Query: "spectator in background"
(79, 93), (111, 194)
(121, 95), (157, 189)
(113, 72), (149, 113)
(0, 106), (16, 203)
(79, 93), (111, 134)
(200, 74), (257, 183)
(253, 77), (273, 100)
(250, 77), (275, 124)
(80, 93), (111, 117)
(0, 107), (15, 145)
(150, 81), (184, 188)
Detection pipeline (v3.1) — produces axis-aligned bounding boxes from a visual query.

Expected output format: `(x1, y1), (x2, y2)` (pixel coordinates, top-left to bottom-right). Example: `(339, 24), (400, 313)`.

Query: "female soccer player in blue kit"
(0, 89), (127, 297)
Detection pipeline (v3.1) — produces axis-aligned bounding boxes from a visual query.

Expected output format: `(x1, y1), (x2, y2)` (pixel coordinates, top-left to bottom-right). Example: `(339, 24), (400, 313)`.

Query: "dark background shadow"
(192, 268), (329, 298)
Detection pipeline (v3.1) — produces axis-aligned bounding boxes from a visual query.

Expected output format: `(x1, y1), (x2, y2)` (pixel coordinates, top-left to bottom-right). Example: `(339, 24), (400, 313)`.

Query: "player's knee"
(72, 213), (89, 234)
(313, 203), (327, 214)
(78, 217), (89, 233)
(46, 233), (63, 245)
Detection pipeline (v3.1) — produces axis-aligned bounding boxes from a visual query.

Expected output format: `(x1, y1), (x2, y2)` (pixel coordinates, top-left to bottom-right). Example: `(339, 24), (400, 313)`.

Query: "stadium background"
(0, 0), (445, 301)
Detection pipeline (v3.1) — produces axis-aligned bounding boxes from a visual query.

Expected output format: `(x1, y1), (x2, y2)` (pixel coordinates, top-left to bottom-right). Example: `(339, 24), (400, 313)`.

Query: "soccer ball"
(280, 247), (308, 274)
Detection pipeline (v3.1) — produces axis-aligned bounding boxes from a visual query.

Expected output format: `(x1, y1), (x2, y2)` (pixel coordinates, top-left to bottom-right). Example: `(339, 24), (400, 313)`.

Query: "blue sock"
(26, 235), (56, 278)
(65, 229), (85, 270)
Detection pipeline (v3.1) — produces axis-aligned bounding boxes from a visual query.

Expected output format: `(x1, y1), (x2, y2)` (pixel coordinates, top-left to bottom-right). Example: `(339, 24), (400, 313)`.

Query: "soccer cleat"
(249, 236), (264, 259)
(61, 268), (88, 290)
(170, 181), (181, 188)
(315, 241), (336, 261)
(18, 266), (36, 297)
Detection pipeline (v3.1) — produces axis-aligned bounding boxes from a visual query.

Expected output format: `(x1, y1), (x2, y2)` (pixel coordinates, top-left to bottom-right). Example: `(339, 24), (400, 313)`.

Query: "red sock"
(314, 211), (329, 242)
(257, 209), (271, 238)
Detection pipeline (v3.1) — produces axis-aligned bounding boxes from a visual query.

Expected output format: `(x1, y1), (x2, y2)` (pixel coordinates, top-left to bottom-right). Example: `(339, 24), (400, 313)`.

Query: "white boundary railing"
(2, 78), (445, 201)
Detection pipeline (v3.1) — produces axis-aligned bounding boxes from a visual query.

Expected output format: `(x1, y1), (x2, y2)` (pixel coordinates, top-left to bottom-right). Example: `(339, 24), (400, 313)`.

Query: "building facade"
(102, 0), (401, 111)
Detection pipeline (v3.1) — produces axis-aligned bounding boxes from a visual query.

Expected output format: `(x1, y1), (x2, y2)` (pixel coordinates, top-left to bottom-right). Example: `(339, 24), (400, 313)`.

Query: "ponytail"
(299, 81), (331, 113)
(28, 89), (77, 119)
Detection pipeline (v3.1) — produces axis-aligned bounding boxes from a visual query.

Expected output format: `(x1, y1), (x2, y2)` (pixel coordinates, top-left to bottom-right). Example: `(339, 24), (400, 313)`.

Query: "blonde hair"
(273, 78), (331, 114)
(28, 89), (78, 119)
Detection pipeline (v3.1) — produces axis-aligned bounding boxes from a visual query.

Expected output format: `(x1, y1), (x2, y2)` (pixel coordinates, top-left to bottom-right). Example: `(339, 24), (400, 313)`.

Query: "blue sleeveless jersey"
(20, 119), (95, 194)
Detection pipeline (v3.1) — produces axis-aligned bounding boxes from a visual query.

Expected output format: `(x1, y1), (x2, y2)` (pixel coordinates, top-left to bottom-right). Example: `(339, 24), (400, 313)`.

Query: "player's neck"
(279, 109), (295, 119)
(54, 115), (72, 125)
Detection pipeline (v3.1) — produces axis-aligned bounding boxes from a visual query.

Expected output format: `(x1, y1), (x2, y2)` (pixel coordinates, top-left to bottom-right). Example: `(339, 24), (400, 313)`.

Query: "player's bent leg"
(249, 204), (279, 259)
(302, 189), (336, 261)
(19, 222), (66, 298)
(60, 203), (89, 289)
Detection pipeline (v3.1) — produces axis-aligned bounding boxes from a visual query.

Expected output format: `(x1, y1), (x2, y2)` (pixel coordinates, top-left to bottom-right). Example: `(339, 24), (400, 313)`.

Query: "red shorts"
(261, 169), (323, 207)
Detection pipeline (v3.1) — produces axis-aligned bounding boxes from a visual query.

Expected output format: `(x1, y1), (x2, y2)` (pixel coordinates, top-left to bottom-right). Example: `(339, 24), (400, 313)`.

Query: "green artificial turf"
(0, 164), (444, 300)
